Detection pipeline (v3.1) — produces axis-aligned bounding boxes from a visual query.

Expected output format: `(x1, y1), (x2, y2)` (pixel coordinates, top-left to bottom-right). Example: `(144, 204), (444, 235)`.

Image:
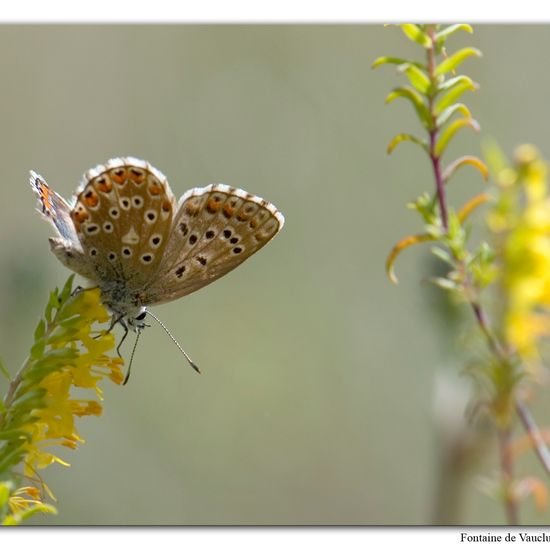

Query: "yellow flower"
(0, 277), (123, 522)
(491, 146), (550, 364)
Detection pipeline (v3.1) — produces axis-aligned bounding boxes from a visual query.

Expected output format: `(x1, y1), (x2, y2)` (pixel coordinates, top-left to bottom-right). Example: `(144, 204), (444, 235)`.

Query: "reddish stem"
(426, 26), (448, 231)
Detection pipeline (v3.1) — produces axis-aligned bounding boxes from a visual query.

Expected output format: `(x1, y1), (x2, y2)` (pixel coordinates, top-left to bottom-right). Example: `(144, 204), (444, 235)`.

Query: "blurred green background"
(1, 25), (550, 525)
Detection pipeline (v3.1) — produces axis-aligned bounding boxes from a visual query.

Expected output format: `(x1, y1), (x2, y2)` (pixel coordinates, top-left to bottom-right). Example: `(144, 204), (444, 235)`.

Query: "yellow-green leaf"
(386, 233), (434, 284)
(435, 24), (473, 44)
(442, 155), (489, 183)
(0, 358), (9, 382)
(435, 47), (482, 76)
(387, 133), (428, 155)
(436, 74), (477, 94)
(435, 118), (480, 157)
(385, 86), (431, 128)
(372, 57), (425, 70)
(436, 103), (472, 129)
(2, 503), (58, 525)
(400, 24), (432, 48)
(436, 80), (478, 114)
(399, 63), (431, 94)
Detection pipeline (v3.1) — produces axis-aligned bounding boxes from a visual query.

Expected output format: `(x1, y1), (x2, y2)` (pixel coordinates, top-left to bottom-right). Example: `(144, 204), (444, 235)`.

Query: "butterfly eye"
(135, 311), (147, 321)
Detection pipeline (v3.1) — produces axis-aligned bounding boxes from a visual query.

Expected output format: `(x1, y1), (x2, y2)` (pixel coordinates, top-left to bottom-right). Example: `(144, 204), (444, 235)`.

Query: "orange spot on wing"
(83, 190), (99, 208)
(185, 203), (200, 216)
(110, 168), (127, 184)
(94, 177), (113, 193)
(162, 199), (171, 212)
(206, 198), (221, 214)
(128, 168), (145, 184)
(71, 206), (90, 230)
(223, 204), (235, 218)
(37, 184), (54, 211)
(148, 181), (163, 196)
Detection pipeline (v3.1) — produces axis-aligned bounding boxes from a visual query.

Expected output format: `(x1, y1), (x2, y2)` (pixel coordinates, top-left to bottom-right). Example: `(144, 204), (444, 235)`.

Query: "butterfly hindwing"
(142, 184), (284, 305)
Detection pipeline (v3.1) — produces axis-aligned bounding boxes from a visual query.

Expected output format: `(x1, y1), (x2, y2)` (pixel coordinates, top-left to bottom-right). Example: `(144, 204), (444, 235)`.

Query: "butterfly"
(30, 157), (285, 372)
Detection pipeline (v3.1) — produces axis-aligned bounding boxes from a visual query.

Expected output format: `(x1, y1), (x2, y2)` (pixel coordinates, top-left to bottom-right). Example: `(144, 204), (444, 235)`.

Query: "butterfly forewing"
(71, 158), (175, 290)
(30, 172), (79, 244)
(142, 184), (284, 305)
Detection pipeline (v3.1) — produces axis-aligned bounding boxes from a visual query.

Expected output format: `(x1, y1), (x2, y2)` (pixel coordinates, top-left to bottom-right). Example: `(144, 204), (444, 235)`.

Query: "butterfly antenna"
(123, 331), (141, 385)
(145, 310), (201, 374)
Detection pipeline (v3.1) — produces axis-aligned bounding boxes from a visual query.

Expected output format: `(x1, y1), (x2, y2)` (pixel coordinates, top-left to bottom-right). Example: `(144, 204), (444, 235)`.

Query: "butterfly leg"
(116, 318), (129, 358)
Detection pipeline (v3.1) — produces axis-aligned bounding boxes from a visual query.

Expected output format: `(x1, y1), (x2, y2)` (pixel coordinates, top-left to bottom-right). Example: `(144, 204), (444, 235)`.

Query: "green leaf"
(3, 414), (40, 433)
(0, 482), (11, 507)
(431, 246), (454, 266)
(10, 388), (47, 413)
(0, 448), (26, 476)
(400, 24), (432, 48)
(436, 74), (477, 94)
(435, 24), (473, 45)
(387, 133), (428, 155)
(59, 274), (75, 305)
(32, 347), (77, 368)
(436, 103), (472, 129)
(398, 63), (431, 94)
(44, 290), (59, 324)
(30, 340), (45, 361)
(436, 81), (477, 114)
(0, 358), (10, 382)
(34, 320), (46, 344)
(430, 277), (460, 291)
(435, 118), (480, 157)
(372, 56), (426, 70)
(435, 47), (482, 76)
(385, 86), (431, 128)
(0, 429), (31, 442)
(408, 192), (438, 224)
(46, 324), (79, 346)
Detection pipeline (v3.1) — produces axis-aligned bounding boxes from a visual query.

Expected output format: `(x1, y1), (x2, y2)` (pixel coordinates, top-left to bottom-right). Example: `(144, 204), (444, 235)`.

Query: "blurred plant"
(375, 24), (550, 524)
(0, 275), (123, 525)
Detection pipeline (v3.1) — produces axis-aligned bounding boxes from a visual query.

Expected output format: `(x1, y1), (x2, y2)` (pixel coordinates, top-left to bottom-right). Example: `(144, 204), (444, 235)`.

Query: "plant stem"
(499, 427), (518, 524)
(424, 26), (521, 522)
(0, 356), (32, 430)
(516, 399), (550, 477)
(426, 25), (449, 231)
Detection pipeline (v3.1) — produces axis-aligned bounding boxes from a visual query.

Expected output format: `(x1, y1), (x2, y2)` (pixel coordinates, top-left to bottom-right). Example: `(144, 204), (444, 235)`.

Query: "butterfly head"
(127, 308), (148, 332)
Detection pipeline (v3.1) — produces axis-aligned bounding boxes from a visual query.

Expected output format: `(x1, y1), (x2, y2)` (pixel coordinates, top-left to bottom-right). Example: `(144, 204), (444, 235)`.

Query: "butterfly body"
(30, 157), (284, 332)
